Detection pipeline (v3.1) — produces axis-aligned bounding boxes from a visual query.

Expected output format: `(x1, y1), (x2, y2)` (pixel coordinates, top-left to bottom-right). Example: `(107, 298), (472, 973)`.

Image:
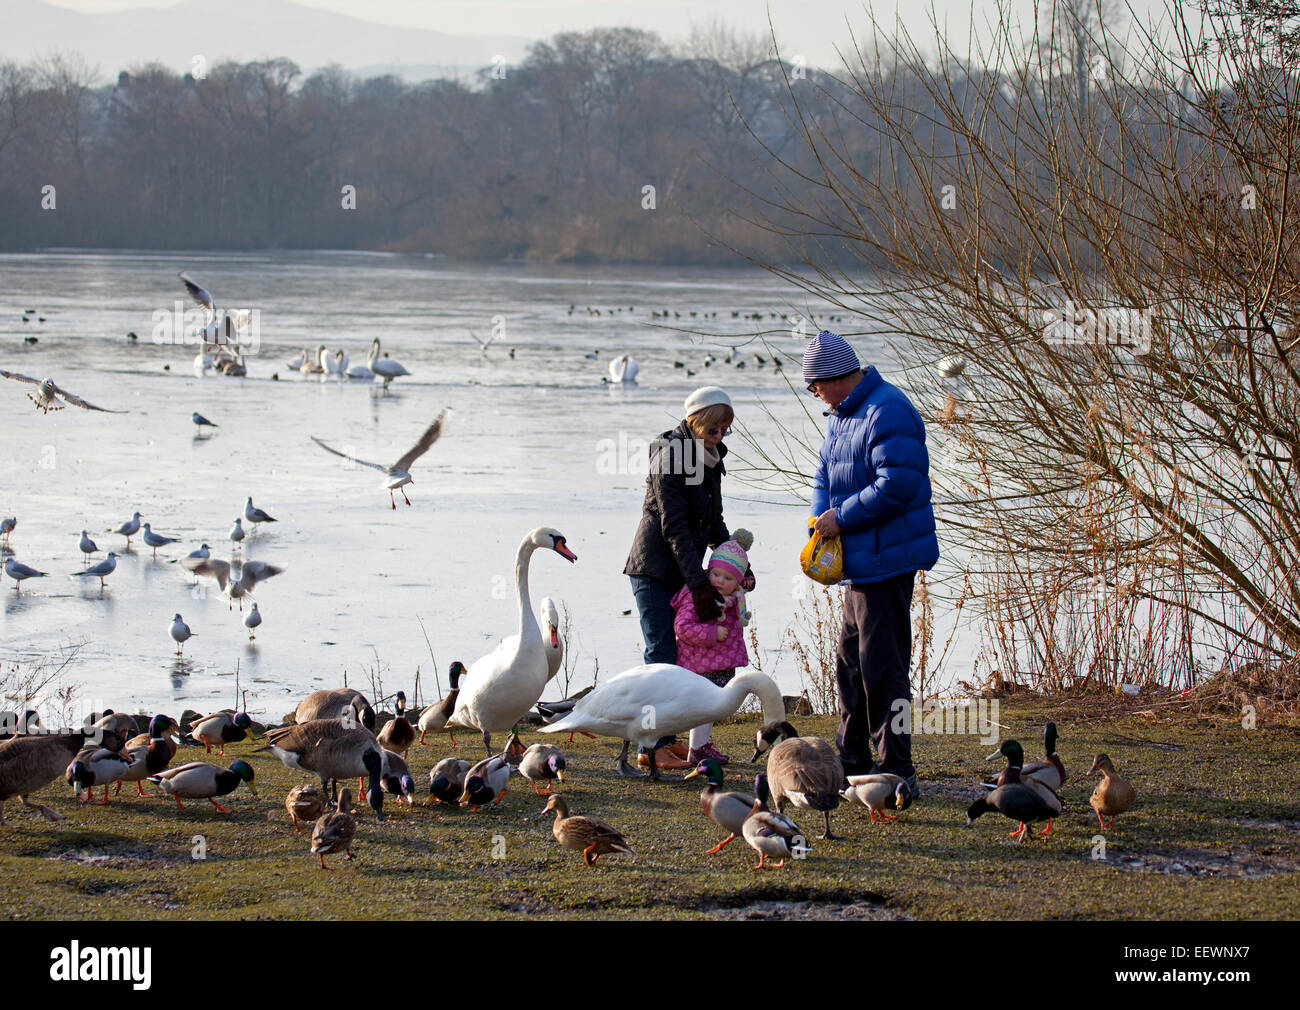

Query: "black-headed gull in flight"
(190, 557), (284, 610)
(0, 370), (127, 414)
(310, 409), (450, 508)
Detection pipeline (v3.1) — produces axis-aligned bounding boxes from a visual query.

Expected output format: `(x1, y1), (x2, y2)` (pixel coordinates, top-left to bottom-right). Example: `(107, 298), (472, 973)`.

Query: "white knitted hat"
(684, 386), (732, 417)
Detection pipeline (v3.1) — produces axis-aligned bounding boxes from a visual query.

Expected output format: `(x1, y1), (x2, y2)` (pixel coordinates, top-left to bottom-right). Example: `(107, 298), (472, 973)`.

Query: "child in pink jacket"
(671, 536), (751, 765)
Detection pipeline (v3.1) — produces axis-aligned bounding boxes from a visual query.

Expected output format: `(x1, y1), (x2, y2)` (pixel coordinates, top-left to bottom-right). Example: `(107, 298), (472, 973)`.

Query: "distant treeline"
(0, 27), (848, 263)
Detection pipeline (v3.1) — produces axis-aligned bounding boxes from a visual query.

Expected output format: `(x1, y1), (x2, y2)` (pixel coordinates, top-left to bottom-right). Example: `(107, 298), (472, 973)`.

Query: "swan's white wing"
(310, 436), (390, 474)
(391, 410), (449, 473)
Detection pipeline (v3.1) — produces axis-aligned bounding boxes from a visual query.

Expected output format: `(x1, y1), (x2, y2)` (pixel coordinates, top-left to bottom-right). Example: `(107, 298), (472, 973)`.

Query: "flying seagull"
(0, 370), (126, 414)
(190, 557), (284, 610)
(310, 409), (450, 508)
(467, 330), (495, 355)
(179, 272), (252, 343)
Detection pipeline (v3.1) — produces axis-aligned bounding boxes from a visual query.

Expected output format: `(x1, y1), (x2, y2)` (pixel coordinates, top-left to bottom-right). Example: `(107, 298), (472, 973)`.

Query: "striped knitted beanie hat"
(802, 330), (860, 382)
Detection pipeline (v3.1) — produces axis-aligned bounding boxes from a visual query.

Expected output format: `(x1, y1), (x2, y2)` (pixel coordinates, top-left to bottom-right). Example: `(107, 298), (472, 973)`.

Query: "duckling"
(841, 773), (912, 824)
(0, 728), (128, 825)
(286, 783), (327, 831)
(1088, 753), (1135, 829)
(311, 787), (358, 869)
(426, 757), (470, 806)
(376, 691), (415, 757)
(966, 740), (1063, 843)
(191, 711), (252, 756)
(417, 662), (465, 745)
(741, 775), (809, 869)
(684, 757), (756, 853)
(459, 755), (510, 810)
(149, 759), (257, 813)
(752, 720), (843, 839)
(541, 794), (632, 867)
(66, 747), (133, 804)
(518, 743), (566, 794)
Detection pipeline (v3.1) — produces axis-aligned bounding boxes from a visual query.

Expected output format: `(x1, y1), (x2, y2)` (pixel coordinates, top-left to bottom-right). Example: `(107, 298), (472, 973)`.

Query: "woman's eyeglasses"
(705, 427), (732, 437)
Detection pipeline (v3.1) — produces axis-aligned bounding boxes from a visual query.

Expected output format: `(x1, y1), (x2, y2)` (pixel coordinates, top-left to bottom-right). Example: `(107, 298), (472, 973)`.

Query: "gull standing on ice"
(244, 498), (277, 526)
(0, 370), (127, 414)
(244, 603), (262, 640)
(72, 552), (117, 589)
(310, 409), (450, 508)
(78, 530), (98, 567)
(109, 512), (142, 546)
(0, 518), (14, 545)
(229, 518), (245, 547)
(169, 614), (194, 654)
(4, 558), (47, 593)
(142, 523), (181, 558)
(192, 412), (218, 432)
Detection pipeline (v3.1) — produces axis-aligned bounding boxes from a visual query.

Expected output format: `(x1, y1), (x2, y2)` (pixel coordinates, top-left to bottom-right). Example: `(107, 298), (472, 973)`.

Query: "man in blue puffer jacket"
(804, 330), (939, 798)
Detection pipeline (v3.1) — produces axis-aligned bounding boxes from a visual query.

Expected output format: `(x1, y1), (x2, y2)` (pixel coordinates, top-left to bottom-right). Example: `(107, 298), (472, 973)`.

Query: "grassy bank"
(2, 699), (1298, 920)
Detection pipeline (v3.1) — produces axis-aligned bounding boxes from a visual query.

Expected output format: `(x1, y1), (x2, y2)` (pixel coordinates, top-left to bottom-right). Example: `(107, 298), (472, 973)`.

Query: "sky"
(30, 0), (1176, 72)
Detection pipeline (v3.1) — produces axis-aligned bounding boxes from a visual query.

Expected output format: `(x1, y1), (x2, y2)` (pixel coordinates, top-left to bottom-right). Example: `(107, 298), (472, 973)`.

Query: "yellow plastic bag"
(800, 519), (843, 585)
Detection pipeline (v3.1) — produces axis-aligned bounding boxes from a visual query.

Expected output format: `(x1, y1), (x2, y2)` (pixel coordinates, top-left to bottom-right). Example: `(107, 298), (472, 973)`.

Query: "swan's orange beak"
(550, 629), (559, 647)
(554, 541), (577, 563)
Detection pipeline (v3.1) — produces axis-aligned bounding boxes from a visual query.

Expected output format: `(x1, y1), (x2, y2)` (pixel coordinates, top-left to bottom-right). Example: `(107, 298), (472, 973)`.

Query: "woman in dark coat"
(624, 386), (739, 665)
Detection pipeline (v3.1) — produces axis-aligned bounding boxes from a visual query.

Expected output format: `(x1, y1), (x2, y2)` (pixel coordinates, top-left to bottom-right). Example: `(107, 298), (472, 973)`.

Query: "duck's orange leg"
(208, 798), (232, 813)
(705, 834), (735, 854)
(1036, 820), (1054, 836)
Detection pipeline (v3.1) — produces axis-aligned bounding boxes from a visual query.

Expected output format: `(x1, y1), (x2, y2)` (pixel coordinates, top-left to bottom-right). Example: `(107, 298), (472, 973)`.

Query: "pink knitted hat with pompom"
(708, 540), (749, 581)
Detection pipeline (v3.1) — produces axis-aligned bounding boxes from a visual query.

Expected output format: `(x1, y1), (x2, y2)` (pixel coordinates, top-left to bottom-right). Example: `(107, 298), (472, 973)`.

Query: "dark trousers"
(629, 574), (677, 665)
(836, 571), (915, 778)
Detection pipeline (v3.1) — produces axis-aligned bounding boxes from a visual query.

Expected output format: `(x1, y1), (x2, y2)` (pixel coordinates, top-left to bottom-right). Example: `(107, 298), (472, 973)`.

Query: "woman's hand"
(716, 625), (728, 642)
(691, 583), (721, 622)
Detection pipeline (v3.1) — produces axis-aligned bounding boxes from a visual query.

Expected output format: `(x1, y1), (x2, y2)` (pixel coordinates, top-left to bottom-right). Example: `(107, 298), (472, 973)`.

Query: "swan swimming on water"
(608, 355), (639, 383)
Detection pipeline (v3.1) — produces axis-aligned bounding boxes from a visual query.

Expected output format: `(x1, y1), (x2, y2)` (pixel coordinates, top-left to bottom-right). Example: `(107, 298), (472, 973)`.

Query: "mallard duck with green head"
(149, 759), (257, 813)
(684, 757), (756, 854)
(966, 740), (1063, 843)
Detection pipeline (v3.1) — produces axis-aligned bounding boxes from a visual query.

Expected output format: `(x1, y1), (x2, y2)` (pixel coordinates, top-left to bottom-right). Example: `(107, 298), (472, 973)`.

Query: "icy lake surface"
(0, 251), (966, 720)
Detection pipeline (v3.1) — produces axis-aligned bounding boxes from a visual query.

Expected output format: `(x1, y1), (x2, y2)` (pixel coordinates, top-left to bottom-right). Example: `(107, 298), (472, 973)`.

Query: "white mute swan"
(539, 664), (786, 780)
(609, 354), (639, 383)
(368, 338), (411, 388)
(448, 528), (578, 752)
(496, 596), (563, 682)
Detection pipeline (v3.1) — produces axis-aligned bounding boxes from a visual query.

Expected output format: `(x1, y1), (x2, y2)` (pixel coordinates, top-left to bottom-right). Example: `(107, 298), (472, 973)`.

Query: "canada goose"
(293, 689), (374, 729)
(752, 721), (843, 839)
(0, 729), (128, 824)
(264, 719), (386, 820)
